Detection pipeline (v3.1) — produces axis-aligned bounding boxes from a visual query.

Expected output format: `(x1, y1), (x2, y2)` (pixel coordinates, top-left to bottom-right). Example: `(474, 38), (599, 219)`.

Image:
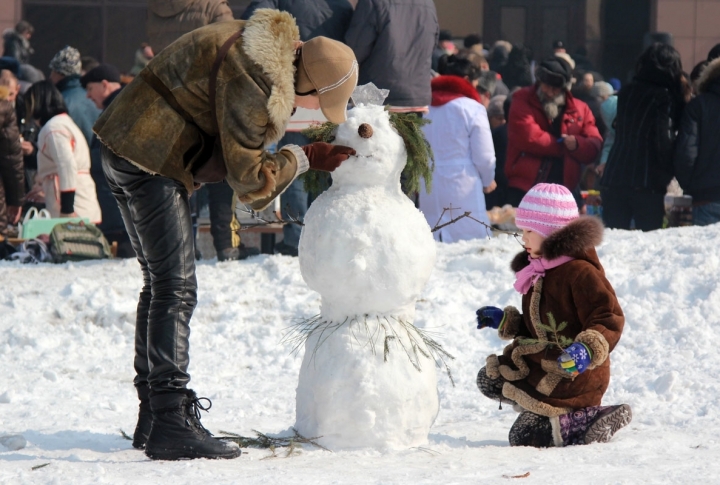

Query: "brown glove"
(302, 142), (356, 172)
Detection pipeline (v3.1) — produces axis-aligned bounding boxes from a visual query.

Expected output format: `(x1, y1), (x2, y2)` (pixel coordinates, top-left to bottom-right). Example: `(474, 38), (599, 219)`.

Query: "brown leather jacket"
(95, 10), (308, 210)
(147, 0), (234, 54)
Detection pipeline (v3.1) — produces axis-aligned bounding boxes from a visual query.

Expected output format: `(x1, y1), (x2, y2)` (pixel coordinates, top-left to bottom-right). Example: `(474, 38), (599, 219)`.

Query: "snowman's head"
(331, 105), (406, 188)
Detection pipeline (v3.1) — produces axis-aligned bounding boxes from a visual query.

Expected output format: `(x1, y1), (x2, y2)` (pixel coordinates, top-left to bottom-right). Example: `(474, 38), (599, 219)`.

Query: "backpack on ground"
(50, 221), (112, 263)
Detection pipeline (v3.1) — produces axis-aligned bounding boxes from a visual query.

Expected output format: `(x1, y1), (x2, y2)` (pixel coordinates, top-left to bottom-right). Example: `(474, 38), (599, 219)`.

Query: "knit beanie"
(515, 183), (579, 237)
(535, 56), (572, 88)
(49, 46), (81, 77)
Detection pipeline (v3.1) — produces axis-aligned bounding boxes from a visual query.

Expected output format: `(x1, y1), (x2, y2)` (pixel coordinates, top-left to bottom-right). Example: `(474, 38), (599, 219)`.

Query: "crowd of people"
(0, 0), (719, 461)
(2, 4), (719, 258)
(425, 32), (720, 237)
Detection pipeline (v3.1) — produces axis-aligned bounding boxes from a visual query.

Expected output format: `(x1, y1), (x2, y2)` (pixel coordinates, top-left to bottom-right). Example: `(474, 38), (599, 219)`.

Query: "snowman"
(293, 84), (443, 450)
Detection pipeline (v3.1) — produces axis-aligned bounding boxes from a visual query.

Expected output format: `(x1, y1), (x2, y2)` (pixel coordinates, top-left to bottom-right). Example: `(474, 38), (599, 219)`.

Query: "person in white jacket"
(420, 56), (496, 242)
(24, 80), (101, 223)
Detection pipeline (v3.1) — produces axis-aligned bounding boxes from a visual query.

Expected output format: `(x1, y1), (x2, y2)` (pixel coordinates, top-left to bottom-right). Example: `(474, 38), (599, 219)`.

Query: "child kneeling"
(476, 183), (631, 447)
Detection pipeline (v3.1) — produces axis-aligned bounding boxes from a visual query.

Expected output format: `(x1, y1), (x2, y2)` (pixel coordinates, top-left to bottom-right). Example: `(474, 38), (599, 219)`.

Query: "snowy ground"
(1, 224), (720, 484)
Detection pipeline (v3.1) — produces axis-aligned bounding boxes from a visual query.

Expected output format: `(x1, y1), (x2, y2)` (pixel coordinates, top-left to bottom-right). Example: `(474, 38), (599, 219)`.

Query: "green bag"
(21, 208), (88, 239)
(50, 221), (112, 263)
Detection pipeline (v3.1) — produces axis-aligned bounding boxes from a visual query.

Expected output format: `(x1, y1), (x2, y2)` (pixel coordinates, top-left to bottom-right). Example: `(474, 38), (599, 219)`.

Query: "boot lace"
(185, 395), (214, 437)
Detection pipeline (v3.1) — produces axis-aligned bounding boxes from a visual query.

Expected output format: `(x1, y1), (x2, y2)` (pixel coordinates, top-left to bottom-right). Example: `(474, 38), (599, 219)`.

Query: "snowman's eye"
(358, 123), (373, 139)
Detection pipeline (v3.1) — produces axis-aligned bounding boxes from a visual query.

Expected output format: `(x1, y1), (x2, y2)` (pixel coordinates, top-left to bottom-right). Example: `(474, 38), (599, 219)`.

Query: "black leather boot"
(144, 390), (241, 460)
(132, 384), (152, 449)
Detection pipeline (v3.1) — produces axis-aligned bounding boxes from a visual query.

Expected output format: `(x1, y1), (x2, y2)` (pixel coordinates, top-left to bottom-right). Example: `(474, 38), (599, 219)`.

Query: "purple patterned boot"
(582, 404), (632, 444)
(556, 404), (632, 446)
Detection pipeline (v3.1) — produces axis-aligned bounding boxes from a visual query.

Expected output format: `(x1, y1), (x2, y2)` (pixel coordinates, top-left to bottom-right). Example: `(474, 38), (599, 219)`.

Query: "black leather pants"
(101, 145), (197, 395)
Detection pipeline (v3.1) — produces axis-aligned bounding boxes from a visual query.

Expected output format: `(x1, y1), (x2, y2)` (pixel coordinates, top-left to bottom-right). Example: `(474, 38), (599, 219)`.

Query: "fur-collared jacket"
(674, 58), (720, 203)
(486, 217), (624, 417)
(94, 9), (308, 209)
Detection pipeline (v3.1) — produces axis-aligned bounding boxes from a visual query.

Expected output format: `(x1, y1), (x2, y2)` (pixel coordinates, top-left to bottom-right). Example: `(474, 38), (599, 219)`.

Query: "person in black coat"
(600, 43), (686, 231)
(499, 45), (533, 91)
(673, 57), (720, 226)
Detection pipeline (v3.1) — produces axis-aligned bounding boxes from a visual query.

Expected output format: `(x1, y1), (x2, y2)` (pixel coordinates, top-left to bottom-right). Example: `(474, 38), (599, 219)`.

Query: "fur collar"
(697, 57), (720, 94)
(242, 9), (299, 145)
(511, 216), (604, 273)
(431, 75), (481, 106)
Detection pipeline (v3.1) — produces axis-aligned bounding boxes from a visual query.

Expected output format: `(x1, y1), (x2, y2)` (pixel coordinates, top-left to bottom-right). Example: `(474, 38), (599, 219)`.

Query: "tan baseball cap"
(296, 37), (358, 124)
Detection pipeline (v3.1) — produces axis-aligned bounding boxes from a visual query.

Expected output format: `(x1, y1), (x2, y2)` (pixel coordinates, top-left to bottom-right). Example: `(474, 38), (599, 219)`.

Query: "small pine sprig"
(518, 312), (574, 351)
(300, 122), (338, 196)
(388, 111), (435, 194)
(218, 427), (330, 453)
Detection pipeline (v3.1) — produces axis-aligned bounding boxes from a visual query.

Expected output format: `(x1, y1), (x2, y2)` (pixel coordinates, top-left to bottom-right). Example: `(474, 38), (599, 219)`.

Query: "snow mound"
(1, 225), (720, 482)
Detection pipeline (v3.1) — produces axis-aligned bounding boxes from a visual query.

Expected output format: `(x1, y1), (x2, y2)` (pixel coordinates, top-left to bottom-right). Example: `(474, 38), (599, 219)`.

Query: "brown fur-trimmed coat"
(94, 9), (304, 209)
(486, 216), (624, 417)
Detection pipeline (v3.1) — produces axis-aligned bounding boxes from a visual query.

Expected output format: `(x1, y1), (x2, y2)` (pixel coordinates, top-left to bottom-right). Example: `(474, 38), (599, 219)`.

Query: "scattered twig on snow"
(31, 463), (50, 471)
(412, 447), (441, 456)
(502, 472), (530, 479)
(430, 205), (522, 243)
(235, 204), (305, 230)
(217, 427), (331, 454)
(119, 429), (133, 441)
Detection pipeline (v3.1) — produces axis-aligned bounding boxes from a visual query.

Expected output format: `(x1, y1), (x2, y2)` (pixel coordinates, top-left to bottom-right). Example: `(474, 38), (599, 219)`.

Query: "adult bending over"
(94, 9), (358, 460)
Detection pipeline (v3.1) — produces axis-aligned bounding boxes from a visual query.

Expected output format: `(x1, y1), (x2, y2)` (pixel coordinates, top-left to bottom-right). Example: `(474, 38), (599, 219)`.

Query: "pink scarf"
(514, 255), (575, 294)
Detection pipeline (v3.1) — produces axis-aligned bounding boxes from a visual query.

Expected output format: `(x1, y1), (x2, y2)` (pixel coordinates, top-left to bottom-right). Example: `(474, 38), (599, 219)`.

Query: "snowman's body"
(295, 105), (439, 450)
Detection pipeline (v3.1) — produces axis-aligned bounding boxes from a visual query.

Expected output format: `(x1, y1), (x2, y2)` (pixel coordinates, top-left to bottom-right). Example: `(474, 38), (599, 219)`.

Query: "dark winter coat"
(147, 0), (234, 54)
(601, 71), (684, 193)
(241, 0), (353, 41)
(505, 85), (602, 194)
(485, 123), (508, 209)
(14, 95), (39, 175)
(2, 29), (33, 64)
(486, 217), (624, 417)
(91, 88), (126, 236)
(345, 0), (439, 108)
(56, 75), (101, 148)
(0, 94), (24, 236)
(673, 58), (720, 203)
(95, 10), (304, 210)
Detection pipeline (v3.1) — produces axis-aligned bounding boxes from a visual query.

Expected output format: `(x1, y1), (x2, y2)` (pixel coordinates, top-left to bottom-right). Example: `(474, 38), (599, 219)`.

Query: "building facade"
(1, 1), (718, 80)
(0, 0), (251, 75)
(434, 0), (720, 80)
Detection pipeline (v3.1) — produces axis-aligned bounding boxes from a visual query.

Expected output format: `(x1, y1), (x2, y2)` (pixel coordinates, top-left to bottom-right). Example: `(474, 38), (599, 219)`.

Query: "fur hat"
(49, 46), (81, 77)
(515, 183), (579, 237)
(535, 56), (573, 88)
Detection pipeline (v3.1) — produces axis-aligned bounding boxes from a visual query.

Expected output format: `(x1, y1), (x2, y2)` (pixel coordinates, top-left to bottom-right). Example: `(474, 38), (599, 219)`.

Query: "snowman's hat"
(296, 37), (358, 123)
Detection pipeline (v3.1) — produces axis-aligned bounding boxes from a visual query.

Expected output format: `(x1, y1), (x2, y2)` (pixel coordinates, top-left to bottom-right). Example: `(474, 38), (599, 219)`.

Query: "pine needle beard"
(536, 87), (566, 121)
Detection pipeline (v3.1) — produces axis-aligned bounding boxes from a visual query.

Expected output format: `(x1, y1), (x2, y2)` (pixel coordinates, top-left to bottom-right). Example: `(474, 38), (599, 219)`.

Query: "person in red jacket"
(505, 56), (602, 207)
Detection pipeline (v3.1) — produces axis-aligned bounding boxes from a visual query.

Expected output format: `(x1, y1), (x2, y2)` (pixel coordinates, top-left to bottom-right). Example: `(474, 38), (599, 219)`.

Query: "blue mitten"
(558, 343), (592, 376)
(476, 306), (505, 329)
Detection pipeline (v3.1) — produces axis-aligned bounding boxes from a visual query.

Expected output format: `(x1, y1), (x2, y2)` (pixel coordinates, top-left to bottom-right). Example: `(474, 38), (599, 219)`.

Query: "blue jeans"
(693, 202), (720, 226)
(278, 132), (311, 248)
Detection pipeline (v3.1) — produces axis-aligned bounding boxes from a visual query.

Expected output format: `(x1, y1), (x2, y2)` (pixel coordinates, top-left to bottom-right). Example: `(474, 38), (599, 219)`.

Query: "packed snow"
(1, 224), (720, 483)
(296, 105), (439, 449)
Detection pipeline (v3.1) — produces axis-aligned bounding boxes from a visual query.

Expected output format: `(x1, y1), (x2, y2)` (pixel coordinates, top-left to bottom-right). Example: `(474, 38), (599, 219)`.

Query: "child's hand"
(558, 343), (592, 376)
(476, 306), (505, 329)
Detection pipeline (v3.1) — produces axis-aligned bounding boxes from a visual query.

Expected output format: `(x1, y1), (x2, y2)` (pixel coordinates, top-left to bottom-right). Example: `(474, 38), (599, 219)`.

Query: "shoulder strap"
(209, 28), (244, 134)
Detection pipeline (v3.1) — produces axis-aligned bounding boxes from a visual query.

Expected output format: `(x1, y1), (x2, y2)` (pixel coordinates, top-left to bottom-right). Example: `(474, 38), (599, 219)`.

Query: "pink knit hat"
(515, 183), (579, 237)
